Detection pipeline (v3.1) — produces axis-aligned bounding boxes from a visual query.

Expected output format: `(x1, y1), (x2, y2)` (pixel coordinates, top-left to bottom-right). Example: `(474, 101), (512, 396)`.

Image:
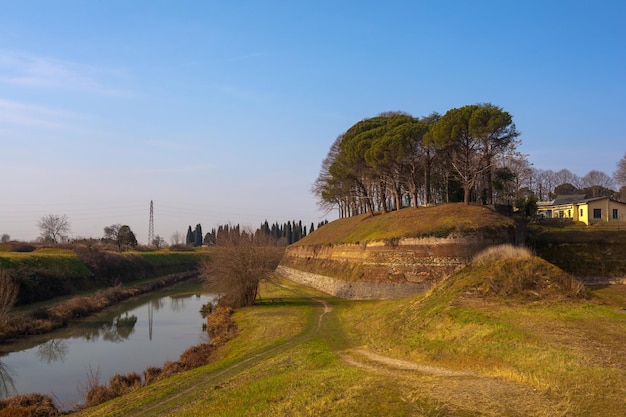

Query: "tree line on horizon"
(313, 103), (626, 218)
(183, 219), (329, 247)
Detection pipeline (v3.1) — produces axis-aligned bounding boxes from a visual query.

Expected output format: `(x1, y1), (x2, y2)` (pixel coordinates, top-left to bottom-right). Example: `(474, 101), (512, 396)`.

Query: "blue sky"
(1, 1), (625, 242)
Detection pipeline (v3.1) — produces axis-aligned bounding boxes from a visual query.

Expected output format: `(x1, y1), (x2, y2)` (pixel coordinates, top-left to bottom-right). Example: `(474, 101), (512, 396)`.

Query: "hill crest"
(297, 204), (516, 246)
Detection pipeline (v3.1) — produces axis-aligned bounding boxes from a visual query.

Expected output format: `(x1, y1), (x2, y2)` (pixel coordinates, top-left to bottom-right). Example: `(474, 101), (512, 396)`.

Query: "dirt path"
(341, 348), (472, 377)
(77, 280), (571, 416)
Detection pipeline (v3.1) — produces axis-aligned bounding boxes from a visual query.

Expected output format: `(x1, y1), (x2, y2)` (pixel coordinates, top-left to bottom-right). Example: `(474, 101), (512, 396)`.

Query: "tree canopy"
(314, 104), (522, 216)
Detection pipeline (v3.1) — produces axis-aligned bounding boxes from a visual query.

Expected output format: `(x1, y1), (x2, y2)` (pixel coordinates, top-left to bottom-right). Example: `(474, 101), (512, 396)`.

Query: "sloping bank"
(0, 247), (206, 305)
(0, 247), (207, 341)
(278, 206), (518, 300)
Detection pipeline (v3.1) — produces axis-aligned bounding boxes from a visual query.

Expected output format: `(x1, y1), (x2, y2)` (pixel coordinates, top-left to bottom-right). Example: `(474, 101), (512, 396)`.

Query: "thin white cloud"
(0, 50), (131, 97)
(0, 98), (85, 130)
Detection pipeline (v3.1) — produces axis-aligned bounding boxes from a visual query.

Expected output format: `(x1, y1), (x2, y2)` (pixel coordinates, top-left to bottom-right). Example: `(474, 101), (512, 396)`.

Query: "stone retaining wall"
(276, 265), (430, 300)
(281, 235), (510, 284)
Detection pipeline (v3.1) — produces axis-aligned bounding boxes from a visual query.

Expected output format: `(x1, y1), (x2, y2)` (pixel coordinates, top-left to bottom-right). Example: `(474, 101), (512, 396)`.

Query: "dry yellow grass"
(296, 204), (515, 245)
(472, 243), (533, 265)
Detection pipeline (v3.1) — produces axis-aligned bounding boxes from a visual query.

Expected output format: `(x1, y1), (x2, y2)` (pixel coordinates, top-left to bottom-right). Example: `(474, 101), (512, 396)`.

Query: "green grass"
(135, 249), (208, 266)
(335, 260), (626, 416)
(75, 279), (485, 417)
(74, 264), (626, 416)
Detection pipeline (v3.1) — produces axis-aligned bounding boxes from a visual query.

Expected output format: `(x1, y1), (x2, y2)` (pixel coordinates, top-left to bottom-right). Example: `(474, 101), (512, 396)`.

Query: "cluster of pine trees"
(314, 104), (524, 218)
(183, 219), (328, 247)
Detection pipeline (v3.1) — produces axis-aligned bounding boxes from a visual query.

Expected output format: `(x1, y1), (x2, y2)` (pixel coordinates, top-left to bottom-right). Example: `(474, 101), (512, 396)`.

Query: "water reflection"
(0, 286), (213, 407)
(0, 361), (15, 398)
(81, 313), (138, 343)
(102, 314), (138, 342)
(170, 295), (186, 312)
(36, 340), (68, 364)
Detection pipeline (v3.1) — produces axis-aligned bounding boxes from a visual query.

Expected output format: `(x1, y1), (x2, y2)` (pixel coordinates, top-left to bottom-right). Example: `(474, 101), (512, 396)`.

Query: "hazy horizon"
(2, 1), (625, 243)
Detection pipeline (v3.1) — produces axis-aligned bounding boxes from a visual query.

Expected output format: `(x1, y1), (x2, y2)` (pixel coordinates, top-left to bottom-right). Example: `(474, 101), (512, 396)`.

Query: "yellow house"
(537, 195), (626, 225)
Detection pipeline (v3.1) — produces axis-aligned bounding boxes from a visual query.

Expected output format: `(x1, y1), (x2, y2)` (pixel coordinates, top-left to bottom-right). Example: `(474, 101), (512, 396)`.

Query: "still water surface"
(0, 280), (213, 409)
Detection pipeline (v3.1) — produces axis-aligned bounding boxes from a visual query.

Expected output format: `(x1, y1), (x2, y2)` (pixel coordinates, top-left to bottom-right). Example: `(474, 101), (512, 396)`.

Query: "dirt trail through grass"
(77, 280), (571, 416)
(341, 348), (472, 377)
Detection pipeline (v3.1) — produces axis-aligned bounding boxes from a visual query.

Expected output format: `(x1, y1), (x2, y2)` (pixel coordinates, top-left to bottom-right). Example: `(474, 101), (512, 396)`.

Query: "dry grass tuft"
(472, 244), (533, 265)
(205, 306), (237, 345)
(142, 366), (162, 385)
(0, 393), (60, 417)
(472, 256), (588, 300)
(84, 371), (142, 408)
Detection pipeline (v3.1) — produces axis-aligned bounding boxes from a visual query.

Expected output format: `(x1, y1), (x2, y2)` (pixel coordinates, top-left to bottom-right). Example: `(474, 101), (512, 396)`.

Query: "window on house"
(580, 209), (584, 217)
(593, 208), (602, 219)
(613, 209), (619, 220)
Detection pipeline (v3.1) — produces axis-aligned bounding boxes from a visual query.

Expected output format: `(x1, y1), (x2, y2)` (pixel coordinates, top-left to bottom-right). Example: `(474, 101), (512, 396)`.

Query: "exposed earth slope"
(279, 204), (520, 299)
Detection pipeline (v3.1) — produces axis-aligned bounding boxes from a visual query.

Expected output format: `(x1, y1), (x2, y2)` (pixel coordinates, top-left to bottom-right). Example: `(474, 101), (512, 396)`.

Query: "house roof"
(539, 194), (626, 207)
(552, 194), (588, 205)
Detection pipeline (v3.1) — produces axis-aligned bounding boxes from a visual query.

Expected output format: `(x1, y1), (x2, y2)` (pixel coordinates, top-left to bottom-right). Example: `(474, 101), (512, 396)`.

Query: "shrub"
(85, 372), (142, 407)
(143, 367), (162, 385)
(7, 242), (36, 253)
(169, 244), (195, 252)
(109, 372), (142, 394)
(85, 385), (117, 408)
(0, 393), (59, 416)
(178, 343), (216, 369)
(205, 306), (237, 344)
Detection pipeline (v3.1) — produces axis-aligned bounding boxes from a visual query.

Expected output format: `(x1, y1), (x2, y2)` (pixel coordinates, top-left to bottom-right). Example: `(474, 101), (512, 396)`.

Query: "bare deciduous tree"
(38, 214), (71, 243)
(581, 170), (615, 198)
(170, 231), (182, 246)
(103, 224), (121, 240)
(200, 232), (284, 308)
(615, 152), (626, 187)
(553, 169), (581, 190)
(152, 235), (166, 249)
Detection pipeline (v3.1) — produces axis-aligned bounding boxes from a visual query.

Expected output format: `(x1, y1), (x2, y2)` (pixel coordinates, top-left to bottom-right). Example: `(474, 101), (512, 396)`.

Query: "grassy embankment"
(293, 204), (516, 246)
(528, 221), (626, 278)
(74, 257), (626, 416)
(74, 207), (626, 416)
(0, 245), (206, 305)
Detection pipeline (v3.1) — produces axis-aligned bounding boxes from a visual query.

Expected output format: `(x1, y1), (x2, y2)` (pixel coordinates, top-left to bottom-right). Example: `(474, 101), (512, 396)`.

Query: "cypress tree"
(186, 226), (194, 246)
(287, 221), (293, 244)
(194, 223), (203, 247)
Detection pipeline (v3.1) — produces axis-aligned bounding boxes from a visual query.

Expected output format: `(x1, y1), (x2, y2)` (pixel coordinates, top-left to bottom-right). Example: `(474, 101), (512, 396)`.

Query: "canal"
(0, 279), (213, 409)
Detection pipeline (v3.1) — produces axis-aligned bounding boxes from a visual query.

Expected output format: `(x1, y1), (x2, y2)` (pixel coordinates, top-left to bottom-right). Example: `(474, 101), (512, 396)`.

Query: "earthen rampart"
(279, 234), (512, 299)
